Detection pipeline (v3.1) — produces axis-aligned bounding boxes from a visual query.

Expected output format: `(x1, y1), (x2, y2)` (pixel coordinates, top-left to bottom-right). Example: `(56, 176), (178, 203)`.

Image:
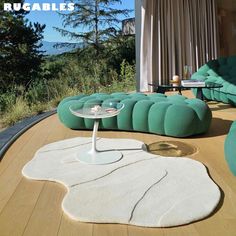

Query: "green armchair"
(191, 55), (236, 105)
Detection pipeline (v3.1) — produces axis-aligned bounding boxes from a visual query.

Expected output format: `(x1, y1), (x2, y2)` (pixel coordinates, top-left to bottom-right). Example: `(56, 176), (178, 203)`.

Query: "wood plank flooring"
(0, 91), (236, 236)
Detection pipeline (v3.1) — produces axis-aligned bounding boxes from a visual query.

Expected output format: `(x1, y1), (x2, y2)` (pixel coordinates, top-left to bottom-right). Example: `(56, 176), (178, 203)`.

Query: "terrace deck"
(0, 91), (236, 236)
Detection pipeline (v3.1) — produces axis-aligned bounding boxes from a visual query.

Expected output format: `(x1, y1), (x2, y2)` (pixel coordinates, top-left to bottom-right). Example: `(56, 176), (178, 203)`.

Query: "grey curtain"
(138, 0), (219, 92)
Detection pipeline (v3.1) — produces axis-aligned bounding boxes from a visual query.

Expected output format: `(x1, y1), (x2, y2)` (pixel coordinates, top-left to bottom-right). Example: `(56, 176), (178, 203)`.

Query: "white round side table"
(69, 101), (124, 165)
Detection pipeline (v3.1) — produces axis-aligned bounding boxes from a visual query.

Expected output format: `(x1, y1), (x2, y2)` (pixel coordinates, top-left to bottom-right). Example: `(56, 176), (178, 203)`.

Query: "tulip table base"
(76, 147), (123, 165)
(76, 119), (123, 165)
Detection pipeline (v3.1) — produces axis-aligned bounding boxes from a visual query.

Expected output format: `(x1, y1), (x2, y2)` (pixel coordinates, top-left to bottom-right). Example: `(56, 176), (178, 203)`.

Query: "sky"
(25, 0), (135, 42)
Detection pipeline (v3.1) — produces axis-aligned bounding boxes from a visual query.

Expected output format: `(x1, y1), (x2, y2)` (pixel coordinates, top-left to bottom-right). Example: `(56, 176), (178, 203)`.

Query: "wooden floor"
(0, 91), (236, 236)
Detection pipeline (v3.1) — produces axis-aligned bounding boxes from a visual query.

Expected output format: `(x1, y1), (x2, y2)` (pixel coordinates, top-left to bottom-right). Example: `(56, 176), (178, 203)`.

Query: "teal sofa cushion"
(57, 93), (212, 138)
(191, 55), (236, 106)
(225, 121), (236, 175)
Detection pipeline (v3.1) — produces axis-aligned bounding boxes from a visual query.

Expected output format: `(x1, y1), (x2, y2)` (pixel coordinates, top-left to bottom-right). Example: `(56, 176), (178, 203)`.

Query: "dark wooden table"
(148, 83), (223, 100)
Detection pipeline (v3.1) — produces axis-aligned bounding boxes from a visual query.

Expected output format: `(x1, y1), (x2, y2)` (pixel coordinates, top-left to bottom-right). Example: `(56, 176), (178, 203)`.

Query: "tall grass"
(0, 59), (136, 128)
(1, 98), (31, 126)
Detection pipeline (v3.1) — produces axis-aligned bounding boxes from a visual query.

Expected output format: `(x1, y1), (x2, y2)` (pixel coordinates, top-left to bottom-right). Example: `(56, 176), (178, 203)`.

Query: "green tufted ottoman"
(57, 92), (212, 138)
(225, 121), (236, 175)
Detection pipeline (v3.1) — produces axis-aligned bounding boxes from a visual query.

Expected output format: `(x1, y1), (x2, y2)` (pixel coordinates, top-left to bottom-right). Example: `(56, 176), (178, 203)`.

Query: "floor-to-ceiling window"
(136, 0), (219, 92)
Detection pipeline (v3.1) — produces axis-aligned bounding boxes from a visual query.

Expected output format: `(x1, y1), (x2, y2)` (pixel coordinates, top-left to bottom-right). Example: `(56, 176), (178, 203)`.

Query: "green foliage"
(120, 59), (135, 83)
(0, 92), (17, 112)
(105, 36), (135, 71)
(0, 0), (45, 92)
(1, 98), (31, 126)
(0, 55), (136, 128)
(0, 1), (136, 128)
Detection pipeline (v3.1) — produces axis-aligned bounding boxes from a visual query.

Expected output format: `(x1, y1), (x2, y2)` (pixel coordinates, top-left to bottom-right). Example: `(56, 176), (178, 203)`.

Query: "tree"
(0, 0), (45, 93)
(55, 0), (131, 57)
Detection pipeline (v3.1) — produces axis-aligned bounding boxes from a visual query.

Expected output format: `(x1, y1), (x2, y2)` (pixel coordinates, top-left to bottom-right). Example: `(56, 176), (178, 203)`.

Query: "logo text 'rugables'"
(4, 3), (75, 11)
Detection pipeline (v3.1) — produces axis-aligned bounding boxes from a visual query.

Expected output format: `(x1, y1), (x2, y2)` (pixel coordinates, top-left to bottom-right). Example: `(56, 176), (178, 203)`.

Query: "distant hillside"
(40, 41), (81, 55)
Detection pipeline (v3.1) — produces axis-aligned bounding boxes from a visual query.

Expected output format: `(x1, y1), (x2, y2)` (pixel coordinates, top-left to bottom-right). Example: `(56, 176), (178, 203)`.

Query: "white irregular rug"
(22, 137), (221, 227)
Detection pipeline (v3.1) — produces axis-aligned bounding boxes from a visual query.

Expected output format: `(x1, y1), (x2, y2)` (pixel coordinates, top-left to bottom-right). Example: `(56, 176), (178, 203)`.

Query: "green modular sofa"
(225, 121), (236, 175)
(57, 92), (212, 138)
(191, 55), (236, 105)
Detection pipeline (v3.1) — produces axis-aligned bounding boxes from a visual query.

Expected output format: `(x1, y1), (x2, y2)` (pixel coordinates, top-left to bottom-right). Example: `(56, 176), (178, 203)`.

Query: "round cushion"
(57, 93), (212, 137)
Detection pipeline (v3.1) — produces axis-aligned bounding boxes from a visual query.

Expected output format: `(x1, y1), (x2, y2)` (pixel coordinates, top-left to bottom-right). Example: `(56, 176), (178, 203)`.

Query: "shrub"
(2, 98), (31, 126)
(0, 92), (16, 113)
